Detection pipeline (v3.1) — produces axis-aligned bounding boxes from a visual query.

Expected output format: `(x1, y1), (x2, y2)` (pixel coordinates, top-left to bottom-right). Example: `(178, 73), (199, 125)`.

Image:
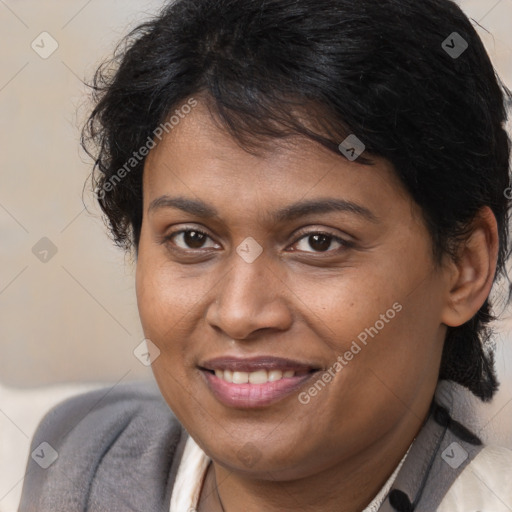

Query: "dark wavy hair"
(82, 0), (512, 401)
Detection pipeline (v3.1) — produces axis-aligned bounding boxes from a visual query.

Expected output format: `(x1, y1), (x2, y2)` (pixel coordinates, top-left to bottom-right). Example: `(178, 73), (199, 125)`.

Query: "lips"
(199, 356), (321, 408)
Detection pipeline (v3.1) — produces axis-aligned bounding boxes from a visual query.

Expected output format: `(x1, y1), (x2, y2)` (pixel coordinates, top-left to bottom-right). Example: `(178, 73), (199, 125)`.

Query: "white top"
(169, 435), (409, 512)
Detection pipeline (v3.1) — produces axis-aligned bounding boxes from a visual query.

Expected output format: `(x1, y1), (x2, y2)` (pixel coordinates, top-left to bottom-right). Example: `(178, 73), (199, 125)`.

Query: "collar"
(379, 380), (483, 511)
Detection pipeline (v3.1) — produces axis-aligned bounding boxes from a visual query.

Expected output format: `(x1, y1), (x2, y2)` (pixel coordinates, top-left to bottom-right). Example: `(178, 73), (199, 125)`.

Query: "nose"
(205, 250), (293, 340)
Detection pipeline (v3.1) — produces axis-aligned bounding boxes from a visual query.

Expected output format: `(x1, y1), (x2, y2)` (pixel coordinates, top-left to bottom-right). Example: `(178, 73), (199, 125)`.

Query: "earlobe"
(441, 206), (499, 327)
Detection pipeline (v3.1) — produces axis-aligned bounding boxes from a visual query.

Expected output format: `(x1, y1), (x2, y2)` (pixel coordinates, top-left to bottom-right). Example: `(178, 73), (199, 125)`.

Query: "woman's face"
(136, 99), (449, 479)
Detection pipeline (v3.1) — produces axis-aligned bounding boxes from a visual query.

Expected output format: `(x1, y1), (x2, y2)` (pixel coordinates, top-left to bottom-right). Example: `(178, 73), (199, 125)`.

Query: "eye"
(164, 228), (220, 251)
(291, 231), (352, 254)
(161, 227), (352, 255)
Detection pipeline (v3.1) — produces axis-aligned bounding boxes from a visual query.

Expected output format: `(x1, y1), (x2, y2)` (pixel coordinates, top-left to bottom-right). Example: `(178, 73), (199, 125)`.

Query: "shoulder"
(18, 380), (187, 512)
(25, 379), (182, 462)
(27, 379), (177, 439)
(438, 444), (512, 511)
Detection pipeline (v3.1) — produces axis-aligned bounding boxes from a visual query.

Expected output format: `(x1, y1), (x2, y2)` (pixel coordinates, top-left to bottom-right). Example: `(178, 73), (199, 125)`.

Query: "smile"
(199, 356), (320, 408)
(212, 368), (309, 384)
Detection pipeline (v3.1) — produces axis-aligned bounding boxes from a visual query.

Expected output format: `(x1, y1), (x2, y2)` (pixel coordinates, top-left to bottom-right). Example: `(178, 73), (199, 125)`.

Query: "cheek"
(135, 260), (190, 391)
(333, 277), (445, 417)
(300, 255), (443, 396)
(136, 254), (202, 340)
(290, 267), (402, 351)
(135, 257), (201, 421)
(136, 261), (170, 339)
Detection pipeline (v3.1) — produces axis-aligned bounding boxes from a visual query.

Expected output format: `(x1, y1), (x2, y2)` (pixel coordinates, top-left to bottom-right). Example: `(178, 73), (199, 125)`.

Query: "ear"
(441, 206), (499, 327)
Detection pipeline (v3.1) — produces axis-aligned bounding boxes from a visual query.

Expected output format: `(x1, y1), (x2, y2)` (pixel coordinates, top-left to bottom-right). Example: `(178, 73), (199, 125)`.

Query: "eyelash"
(161, 227), (353, 255)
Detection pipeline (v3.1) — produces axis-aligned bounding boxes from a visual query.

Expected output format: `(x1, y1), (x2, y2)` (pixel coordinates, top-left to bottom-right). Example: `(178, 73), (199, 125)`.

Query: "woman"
(19, 0), (512, 510)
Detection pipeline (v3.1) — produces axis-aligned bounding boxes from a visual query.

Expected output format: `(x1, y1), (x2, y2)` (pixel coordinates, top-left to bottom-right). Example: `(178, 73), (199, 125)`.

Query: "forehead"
(142, 99), (409, 217)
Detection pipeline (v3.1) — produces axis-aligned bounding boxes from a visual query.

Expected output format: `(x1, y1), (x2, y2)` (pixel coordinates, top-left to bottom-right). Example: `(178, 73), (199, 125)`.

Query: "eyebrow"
(148, 195), (378, 223)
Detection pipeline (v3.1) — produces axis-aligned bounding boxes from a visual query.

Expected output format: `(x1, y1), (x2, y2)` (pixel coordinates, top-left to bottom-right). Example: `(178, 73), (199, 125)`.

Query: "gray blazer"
(18, 380), (485, 512)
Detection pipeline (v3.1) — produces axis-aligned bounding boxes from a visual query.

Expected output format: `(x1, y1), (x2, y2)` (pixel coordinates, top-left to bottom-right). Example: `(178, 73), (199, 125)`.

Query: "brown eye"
(293, 232), (350, 253)
(166, 229), (219, 250)
(307, 234), (332, 252)
(183, 230), (207, 249)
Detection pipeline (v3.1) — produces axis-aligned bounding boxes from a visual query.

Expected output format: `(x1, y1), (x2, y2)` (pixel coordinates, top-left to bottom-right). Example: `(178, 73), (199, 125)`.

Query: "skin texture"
(135, 99), (498, 512)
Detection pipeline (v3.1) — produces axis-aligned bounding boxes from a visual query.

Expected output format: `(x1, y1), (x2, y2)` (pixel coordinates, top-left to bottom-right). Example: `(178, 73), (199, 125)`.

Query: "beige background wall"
(0, 0), (512, 510)
(0, 0), (165, 388)
(0, 0), (511, 386)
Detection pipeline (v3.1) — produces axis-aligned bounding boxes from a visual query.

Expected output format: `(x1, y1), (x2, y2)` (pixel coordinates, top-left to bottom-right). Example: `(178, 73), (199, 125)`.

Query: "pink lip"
(201, 370), (318, 408)
(199, 356), (322, 408)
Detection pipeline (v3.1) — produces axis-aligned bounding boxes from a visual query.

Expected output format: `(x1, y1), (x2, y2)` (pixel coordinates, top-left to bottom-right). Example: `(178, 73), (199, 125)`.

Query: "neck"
(199, 406), (428, 512)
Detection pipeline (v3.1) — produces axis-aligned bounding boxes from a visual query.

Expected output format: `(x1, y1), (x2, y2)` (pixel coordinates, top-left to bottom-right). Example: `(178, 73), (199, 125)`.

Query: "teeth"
(215, 369), (234, 383)
(232, 371), (249, 384)
(249, 370), (268, 384)
(212, 368), (299, 384)
(268, 370), (283, 382)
